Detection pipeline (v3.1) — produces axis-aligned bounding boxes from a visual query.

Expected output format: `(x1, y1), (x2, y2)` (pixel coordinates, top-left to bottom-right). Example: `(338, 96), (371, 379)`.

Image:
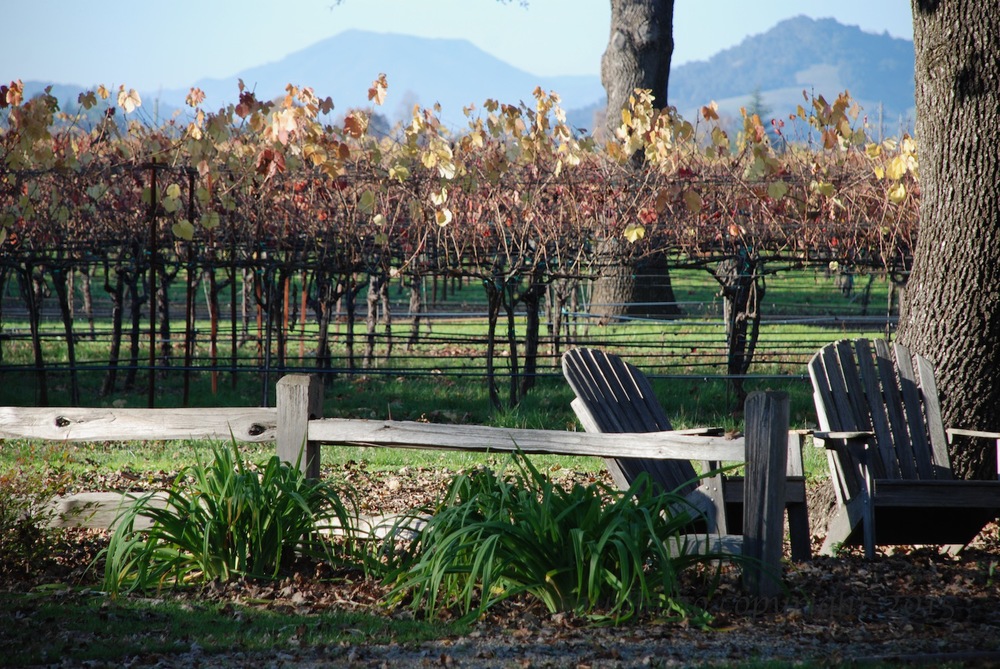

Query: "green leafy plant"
(0, 445), (72, 580)
(99, 441), (362, 596)
(384, 451), (729, 623)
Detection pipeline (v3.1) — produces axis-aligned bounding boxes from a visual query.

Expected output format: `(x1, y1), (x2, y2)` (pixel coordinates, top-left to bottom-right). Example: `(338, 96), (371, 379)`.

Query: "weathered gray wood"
(742, 391), (790, 597)
(276, 374), (323, 478)
(784, 431), (812, 562)
(307, 418), (745, 461)
(916, 353), (952, 478)
(872, 480), (1000, 507)
(562, 348), (698, 494)
(565, 347), (810, 560)
(811, 338), (1000, 557)
(0, 407), (276, 442)
(45, 491), (169, 530)
(855, 339), (899, 479)
(873, 339), (917, 479)
(893, 342), (934, 479)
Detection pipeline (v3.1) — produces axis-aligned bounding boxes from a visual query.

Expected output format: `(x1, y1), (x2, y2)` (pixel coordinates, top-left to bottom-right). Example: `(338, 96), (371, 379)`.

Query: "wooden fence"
(0, 375), (793, 597)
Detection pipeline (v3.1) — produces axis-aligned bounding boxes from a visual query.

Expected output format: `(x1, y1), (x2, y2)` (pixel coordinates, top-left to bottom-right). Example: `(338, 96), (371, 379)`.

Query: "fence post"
(276, 374), (323, 479)
(742, 390), (789, 597)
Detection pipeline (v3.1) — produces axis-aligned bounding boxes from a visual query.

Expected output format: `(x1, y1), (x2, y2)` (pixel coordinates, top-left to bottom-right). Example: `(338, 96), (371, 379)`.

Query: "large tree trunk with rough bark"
(592, 0), (679, 322)
(589, 244), (680, 322)
(897, 1), (1000, 480)
(601, 0), (674, 141)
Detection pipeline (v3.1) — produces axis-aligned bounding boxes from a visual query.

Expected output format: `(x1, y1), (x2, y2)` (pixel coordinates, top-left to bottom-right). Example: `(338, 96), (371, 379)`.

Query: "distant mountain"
(19, 17), (915, 138)
(156, 30), (605, 129)
(667, 16), (915, 132)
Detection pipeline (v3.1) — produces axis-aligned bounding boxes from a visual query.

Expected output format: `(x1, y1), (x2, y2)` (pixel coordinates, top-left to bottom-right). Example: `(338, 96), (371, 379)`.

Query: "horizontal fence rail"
(1, 374), (792, 596)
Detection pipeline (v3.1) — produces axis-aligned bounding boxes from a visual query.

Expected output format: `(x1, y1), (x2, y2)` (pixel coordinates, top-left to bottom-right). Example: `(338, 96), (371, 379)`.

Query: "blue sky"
(5, 1), (912, 91)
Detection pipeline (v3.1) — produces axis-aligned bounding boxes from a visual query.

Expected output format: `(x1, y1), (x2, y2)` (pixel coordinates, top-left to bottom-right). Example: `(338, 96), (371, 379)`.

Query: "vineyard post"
(146, 160), (158, 409)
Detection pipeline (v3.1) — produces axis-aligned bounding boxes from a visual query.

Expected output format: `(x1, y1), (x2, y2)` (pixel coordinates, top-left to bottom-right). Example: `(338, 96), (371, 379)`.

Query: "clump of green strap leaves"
(383, 452), (728, 623)
(99, 441), (364, 596)
(98, 444), (729, 624)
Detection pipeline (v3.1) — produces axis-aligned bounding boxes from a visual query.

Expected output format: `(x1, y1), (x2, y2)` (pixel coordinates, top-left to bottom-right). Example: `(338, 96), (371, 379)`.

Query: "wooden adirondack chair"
(562, 347), (811, 561)
(809, 338), (1000, 558)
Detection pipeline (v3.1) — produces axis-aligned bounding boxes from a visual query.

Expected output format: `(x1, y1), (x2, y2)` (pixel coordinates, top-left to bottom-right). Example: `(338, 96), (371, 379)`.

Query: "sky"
(5, 1), (913, 92)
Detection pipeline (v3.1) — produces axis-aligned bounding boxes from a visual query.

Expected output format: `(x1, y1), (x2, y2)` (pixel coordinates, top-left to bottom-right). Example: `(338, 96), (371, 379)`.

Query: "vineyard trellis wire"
(1, 81), (917, 409)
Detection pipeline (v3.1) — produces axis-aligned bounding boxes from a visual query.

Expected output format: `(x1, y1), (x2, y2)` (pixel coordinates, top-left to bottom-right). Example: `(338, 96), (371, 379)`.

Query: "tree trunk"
(898, 1), (1000, 479)
(595, 1), (679, 323)
(602, 0), (674, 141)
(714, 250), (765, 408)
(589, 243), (680, 323)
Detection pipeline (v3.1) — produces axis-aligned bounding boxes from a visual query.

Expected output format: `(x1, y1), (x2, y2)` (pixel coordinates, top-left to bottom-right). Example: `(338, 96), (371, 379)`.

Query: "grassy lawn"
(0, 266), (896, 666)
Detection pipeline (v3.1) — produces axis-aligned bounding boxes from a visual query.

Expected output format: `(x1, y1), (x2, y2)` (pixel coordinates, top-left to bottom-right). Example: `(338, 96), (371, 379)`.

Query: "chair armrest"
(947, 428), (1000, 441)
(812, 430), (873, 445)
(947, 428), (1000, 480)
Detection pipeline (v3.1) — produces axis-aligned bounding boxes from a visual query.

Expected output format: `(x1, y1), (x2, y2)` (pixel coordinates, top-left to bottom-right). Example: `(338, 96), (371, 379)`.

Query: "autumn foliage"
(0, 76), (919, 407)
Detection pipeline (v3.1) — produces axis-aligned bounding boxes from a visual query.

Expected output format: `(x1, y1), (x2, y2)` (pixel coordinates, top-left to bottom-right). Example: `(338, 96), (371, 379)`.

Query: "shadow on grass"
(0, 588), (464, 667)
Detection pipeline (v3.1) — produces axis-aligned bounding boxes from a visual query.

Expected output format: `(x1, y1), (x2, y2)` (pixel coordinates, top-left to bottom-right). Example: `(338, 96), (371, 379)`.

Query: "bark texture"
(898, 1), (1000, 479)
(588, 243), (680, 322)
(601, 0), (674, 140)
(592, 0), (679, 323)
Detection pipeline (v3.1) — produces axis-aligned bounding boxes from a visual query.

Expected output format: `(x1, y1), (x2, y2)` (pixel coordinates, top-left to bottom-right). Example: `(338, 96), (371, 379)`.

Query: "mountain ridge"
(19, 16), (915, 134)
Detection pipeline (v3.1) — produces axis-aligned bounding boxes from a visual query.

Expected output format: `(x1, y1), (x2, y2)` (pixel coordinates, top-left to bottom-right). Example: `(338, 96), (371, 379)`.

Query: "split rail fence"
(0, 375), (794, 597)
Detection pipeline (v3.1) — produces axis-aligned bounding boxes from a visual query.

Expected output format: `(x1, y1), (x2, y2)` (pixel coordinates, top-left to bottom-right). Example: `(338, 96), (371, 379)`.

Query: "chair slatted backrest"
(808, 339), (953, 502)
(561, 347), (698, 495)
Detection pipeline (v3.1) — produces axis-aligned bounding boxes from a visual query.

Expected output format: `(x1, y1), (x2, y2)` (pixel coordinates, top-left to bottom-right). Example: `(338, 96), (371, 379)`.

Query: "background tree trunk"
(898, 1), (1000, 479)
(589, 244), (680, 322)
(602, 0), (674, 141)
(594, 0), (679, 323)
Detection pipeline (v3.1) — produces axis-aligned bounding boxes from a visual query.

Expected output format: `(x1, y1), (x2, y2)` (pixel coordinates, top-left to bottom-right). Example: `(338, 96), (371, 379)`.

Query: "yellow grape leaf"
(873, 165), (885, 180)
(886, 156), (908, 180)
(767, 182), (789, 201)
(117, 87), (141, 113)
(172, 219), (195, 241)
(810, 180), (836, 197)
(701, 101), (719, 121)
(389, 164), (410, 182)
(368, 73), (388, 106)
(97, 84), (110, 100)
(435, 208), (453, 226)
(438, 160), (457, 180)
(358, 190), (376, 213)
(372, 214), (387, 226)
(888, 183), (907, 203)
(166, 184), (182, 199)
(431, 188), (448, 206)
(162, 196), (181, 214)
(623, 224), (645, 243)
(683, 189), (703, 214)
(829, 261), (840, 271)
(865, 143), (882, 159)
(201, 211), (220, 230)
(711, 127), (728, 148)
